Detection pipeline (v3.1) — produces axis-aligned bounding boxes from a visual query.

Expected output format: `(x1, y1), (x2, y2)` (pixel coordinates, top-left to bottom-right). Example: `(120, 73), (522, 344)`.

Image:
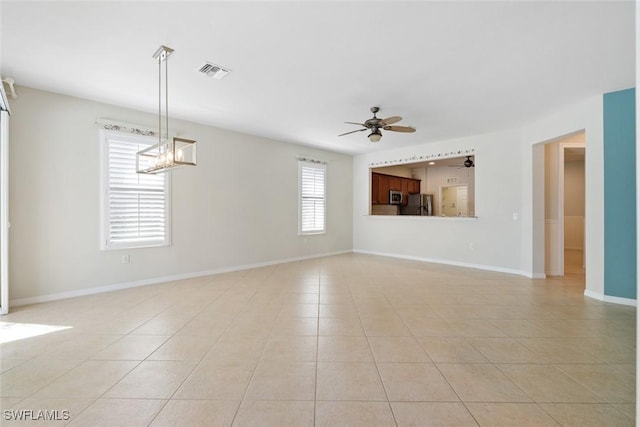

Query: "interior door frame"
(533, 130), (586, 279)
(439, 183), (468, 217)
(0, 109), (9, 314)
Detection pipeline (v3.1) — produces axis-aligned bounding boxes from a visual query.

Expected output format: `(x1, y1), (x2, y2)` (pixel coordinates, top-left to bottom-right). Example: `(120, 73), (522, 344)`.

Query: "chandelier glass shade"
(137, 45), (197, 174)
(136, 136), (196, 174)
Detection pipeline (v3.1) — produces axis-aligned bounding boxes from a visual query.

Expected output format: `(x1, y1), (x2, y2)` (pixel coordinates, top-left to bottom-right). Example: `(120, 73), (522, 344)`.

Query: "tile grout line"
(1, 254), (635, 426)
(131, 273), (257, 426)
(350, 266), (399, 427)
(313, 258), (323, 427)
(226, 263), (294, 427)
(128, 275), (243, 426)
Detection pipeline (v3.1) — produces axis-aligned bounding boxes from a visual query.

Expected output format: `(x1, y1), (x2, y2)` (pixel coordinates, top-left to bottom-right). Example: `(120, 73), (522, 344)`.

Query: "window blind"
(299, 162), (326, 234)
(103, 132), (169, 248)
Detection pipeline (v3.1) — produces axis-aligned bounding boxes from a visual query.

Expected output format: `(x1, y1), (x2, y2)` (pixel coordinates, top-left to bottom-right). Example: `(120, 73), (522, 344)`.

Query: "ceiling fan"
(448, 156), (475, 168)
(338, 106), (416, 142)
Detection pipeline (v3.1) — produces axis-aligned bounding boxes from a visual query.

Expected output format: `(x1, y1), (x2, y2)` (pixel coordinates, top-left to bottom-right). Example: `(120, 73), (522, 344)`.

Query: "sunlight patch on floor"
(0, 322), (72, 344)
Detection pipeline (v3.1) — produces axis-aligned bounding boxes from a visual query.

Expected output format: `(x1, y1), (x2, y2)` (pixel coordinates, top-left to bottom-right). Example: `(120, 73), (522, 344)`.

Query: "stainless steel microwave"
(389, 190), (402, 205)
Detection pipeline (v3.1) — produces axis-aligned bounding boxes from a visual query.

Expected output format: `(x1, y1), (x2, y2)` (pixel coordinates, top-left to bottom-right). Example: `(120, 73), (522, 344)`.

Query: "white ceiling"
(0, 1), (635, 155)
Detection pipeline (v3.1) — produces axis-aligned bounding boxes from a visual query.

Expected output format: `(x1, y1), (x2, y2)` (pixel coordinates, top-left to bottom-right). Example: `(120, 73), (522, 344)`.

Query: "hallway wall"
(564, 156), (585, 251)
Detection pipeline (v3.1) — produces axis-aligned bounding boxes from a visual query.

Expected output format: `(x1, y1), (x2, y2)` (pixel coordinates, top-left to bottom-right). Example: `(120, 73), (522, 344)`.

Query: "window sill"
(101, 241), (171, 251)
(299, 231), (326, 236)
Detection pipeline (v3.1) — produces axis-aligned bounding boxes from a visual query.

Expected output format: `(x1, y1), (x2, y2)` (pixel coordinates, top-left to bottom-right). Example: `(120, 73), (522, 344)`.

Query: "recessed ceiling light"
(428, 161), (435, 165)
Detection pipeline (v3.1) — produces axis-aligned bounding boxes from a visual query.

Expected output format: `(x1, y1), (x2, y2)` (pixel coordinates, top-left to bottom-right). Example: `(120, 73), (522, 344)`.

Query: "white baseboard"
(532, 273), (547, 279)
(9, 250), (352, 307)
(353, 249), (533, 278)
(545, 270), (563, 277)
(584, 290), (637, 307)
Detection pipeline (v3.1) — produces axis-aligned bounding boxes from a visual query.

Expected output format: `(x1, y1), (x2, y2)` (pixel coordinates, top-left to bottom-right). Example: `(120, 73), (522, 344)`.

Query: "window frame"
(298, 160), (327, 235)
(100, 130), (171, 250)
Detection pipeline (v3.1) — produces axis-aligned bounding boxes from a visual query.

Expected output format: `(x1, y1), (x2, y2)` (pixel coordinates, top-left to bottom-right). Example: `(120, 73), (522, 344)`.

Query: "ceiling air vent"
(197, 62), (230, 80)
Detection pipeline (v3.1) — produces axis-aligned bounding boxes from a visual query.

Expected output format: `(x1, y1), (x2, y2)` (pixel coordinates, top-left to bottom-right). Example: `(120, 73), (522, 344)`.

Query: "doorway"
(563, 146), (586, 281)
(0, 109), (8, 314)
(441, 184), (468, 217)
(539, 131), (586, 285)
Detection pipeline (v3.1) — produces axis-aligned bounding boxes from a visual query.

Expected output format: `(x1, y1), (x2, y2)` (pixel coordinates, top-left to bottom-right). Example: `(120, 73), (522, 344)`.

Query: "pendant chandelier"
(136, 45), (196, 174)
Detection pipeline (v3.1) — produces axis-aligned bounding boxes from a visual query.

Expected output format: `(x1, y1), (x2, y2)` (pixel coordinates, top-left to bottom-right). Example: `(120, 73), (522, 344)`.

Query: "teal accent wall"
(603, 88), (636, 299)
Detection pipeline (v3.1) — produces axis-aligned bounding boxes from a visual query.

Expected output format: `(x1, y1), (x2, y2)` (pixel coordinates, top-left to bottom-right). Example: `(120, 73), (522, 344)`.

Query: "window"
(299, 160), (326, 234)
(101, 130), (170, 249)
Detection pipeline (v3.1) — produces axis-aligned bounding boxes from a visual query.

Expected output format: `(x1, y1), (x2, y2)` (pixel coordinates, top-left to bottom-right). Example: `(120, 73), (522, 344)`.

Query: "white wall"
(354, 129), (523, 274)
(9, 87), (353, 302)
(544, 139), (563, 276)
(521, 95), (604, 296)
(424, 165), (475, 217)
(564, 159), (585, 216)
(564, 156), (585, 251)
(411, 167), (428, 193)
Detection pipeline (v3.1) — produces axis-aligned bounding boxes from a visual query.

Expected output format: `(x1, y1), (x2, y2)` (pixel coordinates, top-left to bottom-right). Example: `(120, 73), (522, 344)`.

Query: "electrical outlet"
(512, 212), (519, 220)
(469, 242), (475, 251)
(122, 255), (130, 264)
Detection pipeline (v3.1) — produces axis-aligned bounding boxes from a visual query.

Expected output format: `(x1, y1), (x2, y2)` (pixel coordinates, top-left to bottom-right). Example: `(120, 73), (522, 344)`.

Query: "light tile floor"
(0, 253), (635, 426)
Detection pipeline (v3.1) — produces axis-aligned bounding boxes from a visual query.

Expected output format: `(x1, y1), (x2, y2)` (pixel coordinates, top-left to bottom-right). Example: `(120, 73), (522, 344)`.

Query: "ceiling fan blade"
(344, 121), (366, 126)
(383, 125), (416, 133)
(380, 116), (402, 126)
(338, 128), (367, 137)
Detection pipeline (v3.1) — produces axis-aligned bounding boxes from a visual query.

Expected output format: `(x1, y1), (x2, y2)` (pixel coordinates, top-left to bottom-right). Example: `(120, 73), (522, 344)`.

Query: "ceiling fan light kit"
(136, 45), (197, 174)
(447, 155), (475, 169)
(464, 156), (474, 168)
(368, 129), (382, 142)
(339, 106), (415, 143)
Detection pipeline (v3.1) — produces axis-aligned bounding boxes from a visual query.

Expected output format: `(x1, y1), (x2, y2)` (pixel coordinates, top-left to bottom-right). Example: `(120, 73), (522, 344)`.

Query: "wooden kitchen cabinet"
(401, 178), (420, 206)
(371, 172), (420, 205)
(378, 175), (390, 204)
(408, 179), (420, 194)
(388, 177), (402, 191)
(371, 172), (390, 204)
(371, 173), (380, 204)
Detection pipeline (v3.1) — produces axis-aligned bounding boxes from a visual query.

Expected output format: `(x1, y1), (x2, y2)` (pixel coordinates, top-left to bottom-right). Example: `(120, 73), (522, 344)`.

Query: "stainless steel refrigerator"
(400, 193), (433, 216)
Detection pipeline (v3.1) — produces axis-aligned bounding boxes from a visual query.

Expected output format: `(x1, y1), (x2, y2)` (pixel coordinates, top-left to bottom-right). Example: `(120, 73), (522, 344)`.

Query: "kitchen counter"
(371, 204), (399, 215)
